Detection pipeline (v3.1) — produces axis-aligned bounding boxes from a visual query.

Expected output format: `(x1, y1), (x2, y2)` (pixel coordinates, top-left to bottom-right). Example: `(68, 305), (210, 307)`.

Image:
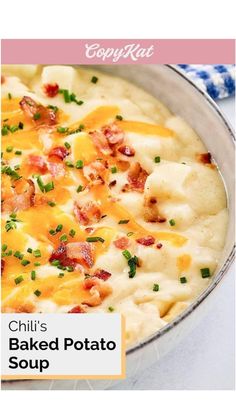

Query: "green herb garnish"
(200, 268), (211, 278)
(86, 236), (105, 243)
(15, 275), (24, 285)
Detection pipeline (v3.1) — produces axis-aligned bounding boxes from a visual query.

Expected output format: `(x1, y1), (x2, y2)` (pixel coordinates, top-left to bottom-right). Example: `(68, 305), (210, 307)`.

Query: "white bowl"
(3, 65), (235, 390)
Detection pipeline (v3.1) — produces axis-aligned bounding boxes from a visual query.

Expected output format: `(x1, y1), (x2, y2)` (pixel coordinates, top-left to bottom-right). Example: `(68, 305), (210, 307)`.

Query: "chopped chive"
(14, 165), (20, 171)
(8, 92), (12, 99)
(37, 176), (45, 192)
(78, 124), (85, 130)
(86, 236), (105, 243)
(27, 248), (33, 253)
(108, 306), (114, 312)
(44, 181), (54, 192)
(64, 141), (71, 149)
(5, 220), (17, 232)
(128, 256), (139, 278)
(33, 249), (41, 258)
(58, 273), (64, 278)
(57, 126), (69, 133)
(127, 232), (134, 237)
(66, 266), (74, 272)
(118, 219), (129, 224)
(169, 219), (176, 226)
(47, 201), (56, 207)
(34, 289), (41, 297)
(60, 234), (68, 242)
(69, 229), (76, 237)
(76, 100), (84, 106)
(154, 156), (161, 163)
(200, 268), (211, 278)
(180, 277), (187, 284)
(91, 76), (98, 84)
(111, 166), (117, 174)
(21, 259), (30, 266)
(31, 270), (36, 280)
(33, 112), (41, 120)
(49, 229), (56, 236)
(75, 160), (83, 169)
(6, 146), (13, 153)
(76, 185), (83, 193)
(47, 105), (58, 113)
(10, 125), (19, 133)
(56, 224), (63, 232)
(51, 260), (60, 267)
(15, 275), (24, 285)
(6, 250), (13, 256)
(2, 244), (7, 251)
(153, 283), (160, 292)
(34, 262), (41, 266)
(15, 150), (22, 155)
(116, 115), (123, 121)
(14, 251), (24, 260)
(10, 212), (17, 219)
(62, 89), (71, 103)
(122, 250), (132, 260)
(1, 126), (9, 136)
(65, 161), (74, 168)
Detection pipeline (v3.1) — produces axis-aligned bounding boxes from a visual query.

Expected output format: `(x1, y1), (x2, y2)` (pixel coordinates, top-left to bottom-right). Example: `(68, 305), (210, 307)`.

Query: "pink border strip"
(1, 39), (235, 64)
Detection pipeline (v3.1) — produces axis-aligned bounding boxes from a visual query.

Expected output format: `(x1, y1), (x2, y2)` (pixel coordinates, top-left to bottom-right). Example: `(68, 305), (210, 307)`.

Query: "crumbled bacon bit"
(43, 83), (59, 98)
(118, 145), (135, 157)
(48, 161), (65, 177)
(143, 196), (166, 223)
(113, 236), (130, 250)
(74, 201), (102, 226)
(49, 244), (77, 269)
(82, 279), (112, 307)
(198, 152), (212, 164)
(2, 178), (35, 213)
(123, 162), (148, 193)
(136, 235), (155, 246)
(19, 96), (57, 126)
(68, 305), (86, 313)
(84, 227), (95, 234)
(156, 243), (163, 249)
(94, 269), (111, 280)
(28, 155), (48, 174)
(48, 146), (69, 160)
(102, 123), (124, 145)
(83, 160), (107, 185)
(90, 130), (112, 155)
(66, 242), (94, 268)
(90, 123), (125, 156)
(1, 75), (5, 84)
(109, 180), (117, 188)
(1, 259), (5, 274)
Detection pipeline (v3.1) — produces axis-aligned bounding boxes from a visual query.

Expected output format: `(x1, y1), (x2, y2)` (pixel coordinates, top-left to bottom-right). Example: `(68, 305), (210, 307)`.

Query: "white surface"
(111, 97), (235, 390)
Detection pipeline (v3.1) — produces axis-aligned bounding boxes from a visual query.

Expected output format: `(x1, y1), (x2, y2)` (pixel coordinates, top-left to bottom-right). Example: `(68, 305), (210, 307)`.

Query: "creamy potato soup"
(1, 65), (228, 346)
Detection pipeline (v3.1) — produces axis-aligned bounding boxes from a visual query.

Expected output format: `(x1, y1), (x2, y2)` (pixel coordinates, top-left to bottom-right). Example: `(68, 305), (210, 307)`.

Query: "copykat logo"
(85, 43), (155, 62)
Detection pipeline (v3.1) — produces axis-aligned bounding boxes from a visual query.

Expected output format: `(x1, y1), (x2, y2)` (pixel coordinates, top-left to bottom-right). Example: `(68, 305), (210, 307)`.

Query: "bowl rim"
(127, 64), (235, 356)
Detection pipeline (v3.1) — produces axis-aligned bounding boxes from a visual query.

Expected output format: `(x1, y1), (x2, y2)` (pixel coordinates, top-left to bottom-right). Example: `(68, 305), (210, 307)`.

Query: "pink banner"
(1, 39), (235, 64)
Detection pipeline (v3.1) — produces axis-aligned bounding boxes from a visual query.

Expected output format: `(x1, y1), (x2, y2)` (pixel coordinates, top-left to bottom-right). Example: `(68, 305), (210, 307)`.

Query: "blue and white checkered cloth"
(178, 65), (235, 100)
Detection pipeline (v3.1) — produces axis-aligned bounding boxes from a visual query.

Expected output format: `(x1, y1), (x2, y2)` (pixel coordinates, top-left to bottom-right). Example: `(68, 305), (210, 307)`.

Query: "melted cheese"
(1, 65), (228, 346)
